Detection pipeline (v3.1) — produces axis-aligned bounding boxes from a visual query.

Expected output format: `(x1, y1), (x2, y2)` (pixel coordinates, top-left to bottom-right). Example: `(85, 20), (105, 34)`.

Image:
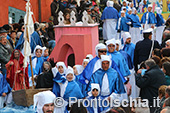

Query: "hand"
(107, 96), (111, 101)
(10, 62), (14, 66)
(151, 26), (154, 29)
(125, 81), (132, 96)
(15, 70), (21, 74)
(2, 93), (6, 97)
(137, 69), (142, 74)
(117, 29), (121, 33)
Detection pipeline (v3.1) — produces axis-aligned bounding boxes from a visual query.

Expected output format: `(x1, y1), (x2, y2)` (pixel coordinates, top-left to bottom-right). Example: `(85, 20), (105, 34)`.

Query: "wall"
(0, 0), (53, 26)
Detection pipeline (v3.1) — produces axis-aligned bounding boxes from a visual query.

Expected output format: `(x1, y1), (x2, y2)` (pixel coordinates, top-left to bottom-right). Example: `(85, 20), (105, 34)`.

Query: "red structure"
(50, 24), (99, 66)
(0, 0), (52, 26)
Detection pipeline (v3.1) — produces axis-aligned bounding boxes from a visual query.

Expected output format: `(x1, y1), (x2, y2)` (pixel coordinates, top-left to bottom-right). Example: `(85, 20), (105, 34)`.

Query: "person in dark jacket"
(136, 59), (166, 113)
(134, 28), (161, 72)
(51, 0), (65, 25)
(0, 29), (11, 76)
(36, 61), (54, 89)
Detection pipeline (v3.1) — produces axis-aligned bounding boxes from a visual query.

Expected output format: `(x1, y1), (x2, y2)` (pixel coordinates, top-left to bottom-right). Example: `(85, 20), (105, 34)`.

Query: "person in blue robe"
(28, 64), (38, 87)
(128, 8), (142, 44)
(52, 66), (84, 101)
(53, 62), (67, 80)
(122, 32), (135, 64)
(79, 43), (127, 86)
(87, 55), (125, 99)
(73, 65), (86, 97)
(117, 11), (130, 32)
(32, 45), (44, 75)
(85, 83), (109, 113)
(42, 47), (49, 62)
(0, 70), (11, 108)
(140, 5), (157, 30)
(15, 31), (42, 53)
(155, 7), (165, 44)
(101, 1), (119, 41)
(106, 39), (131, 77)
(115, 39), (133, 69)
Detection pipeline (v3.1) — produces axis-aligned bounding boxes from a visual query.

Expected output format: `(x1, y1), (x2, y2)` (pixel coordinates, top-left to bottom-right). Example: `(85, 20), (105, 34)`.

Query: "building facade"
(0, 0), (53, 26)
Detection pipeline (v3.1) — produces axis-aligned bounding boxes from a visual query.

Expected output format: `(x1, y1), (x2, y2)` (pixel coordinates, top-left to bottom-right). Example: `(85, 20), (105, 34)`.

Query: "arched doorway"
(67, 54), (75, 67)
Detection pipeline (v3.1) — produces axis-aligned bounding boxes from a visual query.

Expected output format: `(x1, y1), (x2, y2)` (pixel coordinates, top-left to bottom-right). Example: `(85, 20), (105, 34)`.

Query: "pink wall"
(50, 24), (99, 66)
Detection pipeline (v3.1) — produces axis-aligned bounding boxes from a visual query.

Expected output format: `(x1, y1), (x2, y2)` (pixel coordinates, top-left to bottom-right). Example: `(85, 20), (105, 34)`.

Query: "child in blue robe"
(52, 66), (84, 112)
(54, 62), (67, 80)
(32, 45), (44, 75)
(42, 47), (49, 61)
(85, 83), (110, 113)
(0, 67), (11, 108)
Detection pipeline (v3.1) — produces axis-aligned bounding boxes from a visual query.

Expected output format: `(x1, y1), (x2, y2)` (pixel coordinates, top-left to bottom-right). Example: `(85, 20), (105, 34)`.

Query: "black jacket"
(134, 38), (161, 72)
(136, 65), (166, 104)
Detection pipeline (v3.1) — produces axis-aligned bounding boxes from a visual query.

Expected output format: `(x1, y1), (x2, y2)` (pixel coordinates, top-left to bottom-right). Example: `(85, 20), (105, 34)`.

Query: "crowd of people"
(1, 0), (170, 113)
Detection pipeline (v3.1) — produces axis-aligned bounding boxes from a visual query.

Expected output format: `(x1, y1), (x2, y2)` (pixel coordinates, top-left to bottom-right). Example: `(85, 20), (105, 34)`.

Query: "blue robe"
(32, 56), (44, 75)
(116, 17), (129, 31)
(28, 64), (38, 78)
(101, 7), (119, 20)
(141, 12), (157, 24)
(129, 14), (141, 28)
(123, 43), (135, 64)
(119, 50), (133, 69)
(43, 56), (49, 62)
(156, 13), (165, 27)
(75, 75), (86, 97)
(52, 76), (66, 97)
(52, 77), (83, 101)
(0, 73), (11, 96)
(107, 51), (130, 77)
(54, 72), (65, 81)
(79, 56), (126, 84)
(85, 96), (109, 113)
(88, 68), (125, 96)
(15, 31), (42, 53)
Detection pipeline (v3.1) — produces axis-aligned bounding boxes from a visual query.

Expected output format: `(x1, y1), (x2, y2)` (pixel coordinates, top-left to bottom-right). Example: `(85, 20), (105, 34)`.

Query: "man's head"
(144, 59), (156, 70)
(101, 55), (111, 71)
(115, 40), (121, 51)
(0, 35), (7, 46)
(143, 28), (153, 39)
(10, 30), (17, 39)
(121, 11), (125, 17)
(128, 8), (132, 14)
(165, 85), (170, 98)
(106, 1), (114, 7)
(34, 91), (56, 113)
(106, 39), (116, 53)
(0, 27), (8, 38)
(43, 103), (54, 113)
(166, 39), (170, 48)
(122, 32), (131, 44)
(148, 4), (152, 12)
(95, 43), (107, 59)
(91, 83), (100, 97)
(123, 1), (127, 6)
(132, 7), (137, 14)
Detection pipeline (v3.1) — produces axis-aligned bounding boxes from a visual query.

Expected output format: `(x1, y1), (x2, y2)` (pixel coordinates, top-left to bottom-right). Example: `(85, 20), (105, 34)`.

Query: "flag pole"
(25, 0), (35, 88)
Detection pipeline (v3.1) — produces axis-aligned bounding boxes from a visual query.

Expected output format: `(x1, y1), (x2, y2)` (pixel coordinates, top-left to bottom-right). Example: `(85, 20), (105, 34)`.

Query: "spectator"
(161, 48), (170, 57)
(154, 85), (167, 113)
(64, 13), (71, 24)
(162, 62), (170, 85)
(136, 59), (166, 113)
(0, 29), (11, 76)
(8, 30), (18, 49)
